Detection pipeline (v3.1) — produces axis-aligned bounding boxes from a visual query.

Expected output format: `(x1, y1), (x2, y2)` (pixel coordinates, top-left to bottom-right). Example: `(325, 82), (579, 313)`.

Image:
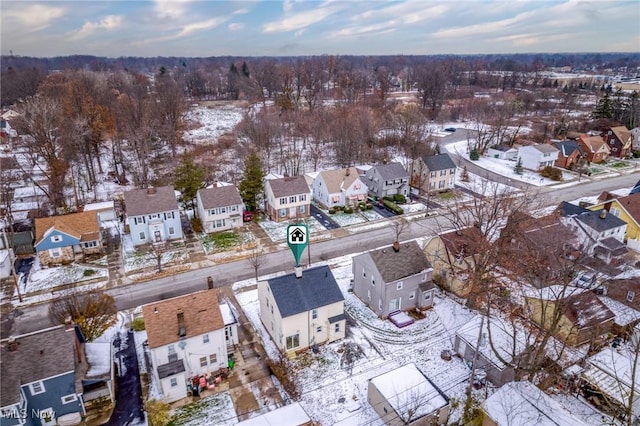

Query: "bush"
(132, 317), (145, 331)
(470, 150), (480, 160)
(190, 217), (203, 233)
(83, 269), (96, 277)
(328, 208), (337, 214)
(392, 194), (406, 203)
(382, 199), (404, 215)
(343, 207), (353, 214)
(145, 399), (170, 426)
(366, 203), (374, 210)
(540, 165), (562, 181)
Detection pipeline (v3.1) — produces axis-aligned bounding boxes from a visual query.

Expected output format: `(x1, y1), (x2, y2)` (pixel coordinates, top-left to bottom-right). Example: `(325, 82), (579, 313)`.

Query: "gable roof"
(371, 163), (408, 180)
(142, 289), (224, 349)
(1, 326), (78, 407)
(603, 279), (640, 311)
(439, 226), (486, 257)
(604, 193), (640, 224)
(124, 186), (179, 217)
(530, 144), (559, 154)
(609, 125), (631, 143)
(267, 265), (344, 318)
(552, 140), (584, 157)
(197, 186), (243, 210)
(365, 241), (431, 283)
(574, 209), (627, 232)
(318, 168), (362, 193)
(421, 153), (456, 171)
(561, 291), (615, 329)
(266, 176), (310, 198)
(483, 381), (587, 426)
(557, 201), (589, 217)
(35, 211), (100, 245)
(578, 134), (609, 153)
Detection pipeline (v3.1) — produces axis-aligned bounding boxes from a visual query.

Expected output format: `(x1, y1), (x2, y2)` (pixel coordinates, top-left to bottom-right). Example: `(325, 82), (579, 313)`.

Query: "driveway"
(309, 204), (340, 230)
(106, 330), (145, 426)
(371, 203), (397, 219)
(14, 256), (34, 288)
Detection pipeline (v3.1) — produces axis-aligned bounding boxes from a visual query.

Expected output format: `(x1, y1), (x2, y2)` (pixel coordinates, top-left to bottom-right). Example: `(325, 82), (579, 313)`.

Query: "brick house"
(602, 125), (632, 158)
(577, 134), (610, 163)
(552, 140), (585, 169)
(264, 176), (311, 222)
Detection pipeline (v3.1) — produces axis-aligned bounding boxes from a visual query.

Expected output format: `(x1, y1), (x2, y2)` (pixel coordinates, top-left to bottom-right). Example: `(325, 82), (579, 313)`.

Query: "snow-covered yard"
(257, 216), (326, 242)
(183, 104), (245, 144)
(23, 257), (108, 294)
(122, 234), (190, 273)
(169, 391), (236, 426)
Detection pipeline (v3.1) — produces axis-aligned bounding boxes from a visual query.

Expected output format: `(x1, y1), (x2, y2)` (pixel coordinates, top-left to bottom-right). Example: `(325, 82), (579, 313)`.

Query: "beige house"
(311, 167), (368, 209)
(258, 265), (346, 356)
(423, 227), (486, 297)
(409, 153), (456, 195)
(368, 363), (449, 425)
(264, 176), (311, 222)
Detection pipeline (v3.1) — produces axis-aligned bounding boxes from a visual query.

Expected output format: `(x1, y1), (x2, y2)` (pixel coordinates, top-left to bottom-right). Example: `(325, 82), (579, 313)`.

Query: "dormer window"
(177, 312), (186, 338)
(627, 291), (635, 302)
(51, 235), (62, 243)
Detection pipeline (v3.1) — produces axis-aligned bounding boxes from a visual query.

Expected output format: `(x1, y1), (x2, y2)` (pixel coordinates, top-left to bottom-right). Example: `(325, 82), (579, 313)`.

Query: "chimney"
(147, 187), (157, 195)
(64, 315), (74, 331)
(7, 337), (18, 352)
(392, 241), (400, 252)
(345, 168), (350, 176)
(599, 209), (607, 219)
(177, 312), (186, 338)
(207, 276), (214, 290)
(294, 266), (303, 278)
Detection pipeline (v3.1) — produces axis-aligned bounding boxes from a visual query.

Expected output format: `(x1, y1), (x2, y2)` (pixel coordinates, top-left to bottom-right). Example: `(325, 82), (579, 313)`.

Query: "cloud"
(263, 2), (342, 33)
(153, 0), (192, 19)
(228, 22), (245, 31)
(2, 3), (65, 32)
(175, 17), (227, 37)
(71, 15), (123, 40)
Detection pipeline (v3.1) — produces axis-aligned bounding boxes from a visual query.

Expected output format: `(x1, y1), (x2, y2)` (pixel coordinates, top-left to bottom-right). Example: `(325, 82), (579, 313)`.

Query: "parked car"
(243, 210), (253, 222)
(572, 271), (601, 289)
(445, 127), (456, 132)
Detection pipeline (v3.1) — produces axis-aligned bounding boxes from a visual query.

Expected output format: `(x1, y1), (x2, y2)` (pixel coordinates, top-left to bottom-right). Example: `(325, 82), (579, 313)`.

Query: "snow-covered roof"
(85, 342), (112, 378)
(369, 363), (448, 422)
(598, 296), (640, 327)
(483, 381), (587, 426)
(583, 347), (640, 407)
(235, 402), (310, 425)
(219, 302), (236, 326)
(83, 201), (115, 212)
(523, 285), (584, 300)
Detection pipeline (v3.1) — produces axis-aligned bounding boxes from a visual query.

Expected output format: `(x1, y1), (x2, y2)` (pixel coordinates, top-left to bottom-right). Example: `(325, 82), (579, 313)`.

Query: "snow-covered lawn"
(456, 169), (520, 197)
(398, 201), (428, 213)
(183, 104), (245, 144)
(122, 235), (190, 273)
(169, 391), (236, 426)
(359, 209), (384, 221)
(257, 217), (325, 242)
(326, 211), (367, 226)
(199, 230), (256, 255)
(24, 257), (108, 294)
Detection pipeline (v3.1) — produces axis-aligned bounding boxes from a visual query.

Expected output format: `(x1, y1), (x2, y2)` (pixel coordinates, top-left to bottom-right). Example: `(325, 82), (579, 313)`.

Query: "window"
(266, 299), (269, 308)
(290, 196), (296, 203)
(286, 333), (300, 350)
(450, 169), (455, 175)
(396, 281), (403, 290)
(299, 194), (306, 202)
(200, 356), (208, 367)
(134, 216), (146, 225)
(220, 207), (227, 214)
(30, 381), (45, 395)
(165, 212), (175, 219)
(312, 309), (318, 320)
(170, 378), (178, 387)
(214, 219), (225, 228)
(51, 235), (62, 243)
(371, 277), (375, 287)
(367, 289), (371, 300)
(168, 227), (175, 235)
(362, 268), (366, 278)
(316, 326), (322, 333)
(378, 299), (382, 310)
(49, 248), (61, 258)
(334, 323), (340, 333)
(421, 273), (427, 282)
(440, 170), (446, 176)
(611, 207), (620, 217)
(279, 209), (287, 217)
(627, 291), (635, 302)
(279, 197), (287, 205)
(230, 205), (238, 212)
(298, 205), (306, 213)
(139, 232), (146, 240)
(168, 344), (176, 354)
(430, 171), (437, 178)
(61, 394), (77, 404)
(429, 182), (435, 189)
(409, 291), (415, 300)
(203, 334), (209, 344)
(84, 241), (97, 248)
(209, 354), (217, 364)
(439, 180), (445, 189)
(424, 291), (432, 300)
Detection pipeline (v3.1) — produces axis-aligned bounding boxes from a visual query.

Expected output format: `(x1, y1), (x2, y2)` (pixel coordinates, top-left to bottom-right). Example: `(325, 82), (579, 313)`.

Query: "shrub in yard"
(382, 199), (404, 215)
(343, 207), (353, 214)
(366, 203), (373, 210)
(328, 208), (337, 214)
(190, 217), (203, 233)
(540, 166), (562, 181)
(392, 194), (406, 203)
(145, 399), (170, 426)
(470, 150), (480, 160)
(83, 269), (96, 277)
(132, 317), (145, 331)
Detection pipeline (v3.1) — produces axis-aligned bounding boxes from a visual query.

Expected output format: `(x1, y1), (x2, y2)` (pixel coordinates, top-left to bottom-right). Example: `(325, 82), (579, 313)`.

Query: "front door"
(388, 297), (401, 313)
(289, 207), (296, 217)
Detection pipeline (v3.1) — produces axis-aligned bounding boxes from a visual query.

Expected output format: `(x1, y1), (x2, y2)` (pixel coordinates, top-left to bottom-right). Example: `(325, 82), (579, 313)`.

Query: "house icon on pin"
(289, 227), (306, 243)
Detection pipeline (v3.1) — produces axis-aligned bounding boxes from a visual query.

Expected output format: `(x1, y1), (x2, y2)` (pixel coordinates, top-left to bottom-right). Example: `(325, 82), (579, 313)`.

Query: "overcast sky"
(1, 0), (639, 58)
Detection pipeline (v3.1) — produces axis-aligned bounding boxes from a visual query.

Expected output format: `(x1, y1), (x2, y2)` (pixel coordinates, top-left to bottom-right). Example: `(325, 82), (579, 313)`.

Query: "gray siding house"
(1, 326), (86, 426)
(352, 241), (435, 319)
(364, 163), (409, 199)
(196, 185), (244, 233)
(124, 186), (183, 246)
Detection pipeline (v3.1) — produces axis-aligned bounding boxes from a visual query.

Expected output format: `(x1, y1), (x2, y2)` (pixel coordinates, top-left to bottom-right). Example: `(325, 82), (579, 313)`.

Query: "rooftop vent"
(147, 187), (157, 195)
(7, 337), (18, 352)
(599, 209), (607, 219)
(392, 241), (400, 252)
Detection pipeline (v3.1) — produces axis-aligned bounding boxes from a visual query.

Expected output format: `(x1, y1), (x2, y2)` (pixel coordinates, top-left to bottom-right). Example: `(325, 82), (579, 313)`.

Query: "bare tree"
(49, 289), (117, 341)
(247, 247), (267, 282)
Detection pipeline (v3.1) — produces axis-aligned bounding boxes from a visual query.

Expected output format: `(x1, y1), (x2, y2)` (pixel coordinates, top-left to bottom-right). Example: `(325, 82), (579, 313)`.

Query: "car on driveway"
(444, 127), (456, 132)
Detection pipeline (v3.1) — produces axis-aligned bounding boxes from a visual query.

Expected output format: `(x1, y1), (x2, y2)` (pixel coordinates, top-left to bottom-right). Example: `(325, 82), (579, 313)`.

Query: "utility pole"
(463, 315), (484, 421)
(2, 228), (22, 302)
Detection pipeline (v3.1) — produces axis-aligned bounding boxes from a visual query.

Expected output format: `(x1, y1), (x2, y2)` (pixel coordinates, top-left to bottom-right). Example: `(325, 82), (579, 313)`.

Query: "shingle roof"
(319, 168), (362, 193)
(142, 289), (224, 349)
(562, 291), (615, 329)
(266, 176), (310, 198)
(197, 186), (243, 209)
(371, 163), (408, 180)
(557, 201), (589, 217)
(439, 226), (486, 257)
(366, 241), (431, 283)
(157, 359), (186, 379)
(553, 140), (584, 157)
(35, 211), (100, 245)
(575, 210), (627, 232)
(421, 153), (456, 171)
(614, 193), (640, 223)
(579, 134), (609, 153)
(267, 265), (344, 318)
(532, 144), (559, 154)
(124, 186), (179, 217)
(1, 326), (77, 406)
(610, 126), (631, 143)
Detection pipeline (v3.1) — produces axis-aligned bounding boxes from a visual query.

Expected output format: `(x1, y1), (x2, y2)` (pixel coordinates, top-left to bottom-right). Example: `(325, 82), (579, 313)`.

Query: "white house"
(220, 302), (239, 347)
(0, 249), (13, 279)
(263, 176), (311, 223)
(516, 144), (560, 171)
(124, 186), (182, 246)
(486, 145), (518, 160)
(142, 289), (228, 403)
(196, 186), (244, 233)
(258, 265), (346, 356)
(311, 167), (368, 209)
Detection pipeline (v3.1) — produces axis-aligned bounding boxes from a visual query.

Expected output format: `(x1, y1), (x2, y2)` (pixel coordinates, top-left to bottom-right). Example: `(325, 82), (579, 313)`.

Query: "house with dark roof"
(486, 144), (519, 161)
(589, 192), (640, 252)
(423, 227), (487, 297)
(34, 211), (103, 267)
(124, 186), (182, 246)
(559, 204), (628, 263)
(409, 153), (457, 195)
(352, 241), (434, 318)
(1, 326), (89, 426)
(602, 125), (632, 158)
(141, 289), (228, 403)
(196, 185), (244, 233)
(364, 163), (409, 199)
(525, 289), (615, 346)
(264, 176), (311, 222)
(516, 144), (560, 171)
(258, 265), (346, 355)
(552, 140), (585, 169)
(311, 167), (368, 209)
(577, 133), (610, 163)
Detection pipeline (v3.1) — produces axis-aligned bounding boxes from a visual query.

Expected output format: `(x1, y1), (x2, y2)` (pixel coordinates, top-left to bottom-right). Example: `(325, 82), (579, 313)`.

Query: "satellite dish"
(178, 341), (187, 350)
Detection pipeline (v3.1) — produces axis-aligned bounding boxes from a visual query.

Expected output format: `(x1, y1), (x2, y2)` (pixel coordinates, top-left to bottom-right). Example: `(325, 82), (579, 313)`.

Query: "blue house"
(124, 186), (183, 247)
(34, 212), (103, 267)
(1, 326), (86, 426)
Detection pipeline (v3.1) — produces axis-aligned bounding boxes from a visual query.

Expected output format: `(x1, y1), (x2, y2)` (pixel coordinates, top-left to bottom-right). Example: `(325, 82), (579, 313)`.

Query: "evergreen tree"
(592, 92), (613, 119)
(239, 151), (265, 212)
(514, 157), (523, 175)
(173, 153), (206, 215)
